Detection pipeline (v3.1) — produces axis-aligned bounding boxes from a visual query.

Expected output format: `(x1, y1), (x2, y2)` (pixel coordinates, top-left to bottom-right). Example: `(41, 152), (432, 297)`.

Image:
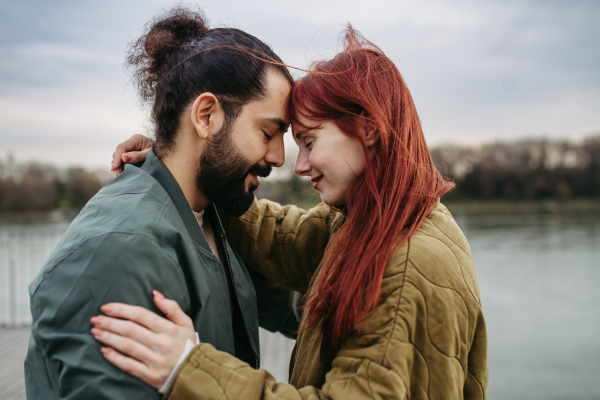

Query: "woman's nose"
(294, 147), (311, 176)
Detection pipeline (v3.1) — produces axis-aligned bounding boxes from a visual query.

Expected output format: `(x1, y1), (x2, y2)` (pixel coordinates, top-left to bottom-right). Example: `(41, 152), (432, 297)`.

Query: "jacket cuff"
(158, 333), (200, 394)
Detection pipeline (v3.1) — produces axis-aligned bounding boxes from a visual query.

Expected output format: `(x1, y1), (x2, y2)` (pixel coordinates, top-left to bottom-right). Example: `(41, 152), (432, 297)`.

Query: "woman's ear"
(190, 93), (225, 140)
(361, 112), (378, 147)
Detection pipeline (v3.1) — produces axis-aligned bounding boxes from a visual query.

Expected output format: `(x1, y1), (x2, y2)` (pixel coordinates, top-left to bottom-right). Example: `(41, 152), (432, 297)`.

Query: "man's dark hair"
(126, 6), (293, 157)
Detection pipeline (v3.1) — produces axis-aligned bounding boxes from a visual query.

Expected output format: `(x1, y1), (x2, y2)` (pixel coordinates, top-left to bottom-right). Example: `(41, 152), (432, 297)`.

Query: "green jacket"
(24, 150), (296, 399)
(164, 199), (488, 400)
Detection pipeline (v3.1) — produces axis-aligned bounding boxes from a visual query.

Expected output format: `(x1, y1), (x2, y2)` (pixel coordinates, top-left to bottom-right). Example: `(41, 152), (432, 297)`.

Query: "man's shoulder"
(29, 165), (193, 298)
(93, 163), (171, 209)
(69, 164), (184, 240)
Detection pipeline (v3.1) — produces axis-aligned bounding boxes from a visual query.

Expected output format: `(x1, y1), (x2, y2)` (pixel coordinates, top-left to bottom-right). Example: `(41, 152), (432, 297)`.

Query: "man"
(25, 7), (296, 399)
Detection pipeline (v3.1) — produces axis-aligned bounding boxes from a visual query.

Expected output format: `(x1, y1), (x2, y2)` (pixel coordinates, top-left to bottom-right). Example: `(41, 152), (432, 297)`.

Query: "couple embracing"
(25, 6), (487, 400)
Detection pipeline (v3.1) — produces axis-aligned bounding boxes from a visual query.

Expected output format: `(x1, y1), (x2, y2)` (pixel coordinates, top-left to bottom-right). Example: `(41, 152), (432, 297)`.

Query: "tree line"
(432, 136), (600, 200)
(0, 155), (110, 213)
(257, 135), (600, 207)
(1, 135), (599, 213)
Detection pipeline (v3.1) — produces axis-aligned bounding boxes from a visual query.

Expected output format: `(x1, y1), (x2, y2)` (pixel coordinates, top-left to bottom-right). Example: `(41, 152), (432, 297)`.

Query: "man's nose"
(294, 147), (311, 176)
(264, 134), (285, 168)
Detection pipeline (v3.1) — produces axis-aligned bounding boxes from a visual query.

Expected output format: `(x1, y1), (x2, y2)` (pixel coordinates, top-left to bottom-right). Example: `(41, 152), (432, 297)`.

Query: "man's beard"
(197, 122), (272, 217)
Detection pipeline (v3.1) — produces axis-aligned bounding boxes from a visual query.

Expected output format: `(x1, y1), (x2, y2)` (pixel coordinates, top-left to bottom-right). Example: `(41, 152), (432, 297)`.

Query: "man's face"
(197, 69), (291, 216)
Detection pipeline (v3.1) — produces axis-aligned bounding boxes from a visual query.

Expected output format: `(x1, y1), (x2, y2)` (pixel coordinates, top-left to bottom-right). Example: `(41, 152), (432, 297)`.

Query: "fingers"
(92, 327), (159, 366)
(122, 148), (151, 165)
(111, 151), (123, 177)
(152, 291), (194, 329)
(111, 134), (154, 176)
(100, 347), (164, 389)
(91, 315), (161, 349)
(100, 303), (176, 335)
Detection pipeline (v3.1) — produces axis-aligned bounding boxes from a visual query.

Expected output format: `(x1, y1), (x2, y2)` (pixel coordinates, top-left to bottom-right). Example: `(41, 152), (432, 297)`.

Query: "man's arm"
(29, 233), (189, 400)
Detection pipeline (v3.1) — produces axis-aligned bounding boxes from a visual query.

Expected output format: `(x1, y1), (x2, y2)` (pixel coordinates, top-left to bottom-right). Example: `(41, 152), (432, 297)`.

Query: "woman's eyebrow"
(294, 131), (306, 141)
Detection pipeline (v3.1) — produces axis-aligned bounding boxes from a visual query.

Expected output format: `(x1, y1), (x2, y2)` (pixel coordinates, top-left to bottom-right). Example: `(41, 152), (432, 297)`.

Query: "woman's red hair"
(288, 26), (454, 362)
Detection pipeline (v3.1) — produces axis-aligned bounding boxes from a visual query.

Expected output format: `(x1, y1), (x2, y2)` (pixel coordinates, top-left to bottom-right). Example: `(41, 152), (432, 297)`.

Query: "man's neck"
(161, 154), (210, 213)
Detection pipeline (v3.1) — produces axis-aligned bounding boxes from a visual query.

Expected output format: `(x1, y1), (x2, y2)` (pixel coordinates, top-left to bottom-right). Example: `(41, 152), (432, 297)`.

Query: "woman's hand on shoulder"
(111, 134), (154, 177)
(90, 290), (196, 389)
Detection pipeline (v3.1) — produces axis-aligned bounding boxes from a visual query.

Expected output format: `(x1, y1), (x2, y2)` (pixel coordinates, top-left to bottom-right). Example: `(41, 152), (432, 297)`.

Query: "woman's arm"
(93, 247), (482, 400)
(221, 199), (341, 293)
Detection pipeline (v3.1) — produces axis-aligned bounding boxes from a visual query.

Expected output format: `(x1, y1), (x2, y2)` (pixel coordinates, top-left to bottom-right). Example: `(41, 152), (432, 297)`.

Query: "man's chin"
(216, 191), (255, 217)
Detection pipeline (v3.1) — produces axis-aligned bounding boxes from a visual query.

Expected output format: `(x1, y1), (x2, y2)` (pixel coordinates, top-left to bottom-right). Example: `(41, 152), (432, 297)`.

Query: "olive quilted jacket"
(163, 199), (488, 400)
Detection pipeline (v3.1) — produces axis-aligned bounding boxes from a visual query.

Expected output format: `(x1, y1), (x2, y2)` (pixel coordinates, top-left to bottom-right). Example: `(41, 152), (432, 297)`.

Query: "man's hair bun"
(127, 7), (209, 100)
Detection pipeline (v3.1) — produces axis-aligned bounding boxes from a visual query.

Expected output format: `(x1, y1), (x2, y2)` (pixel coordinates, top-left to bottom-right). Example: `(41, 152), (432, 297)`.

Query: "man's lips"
(249, 173), (260, 186)
(311, 175), (324, 189)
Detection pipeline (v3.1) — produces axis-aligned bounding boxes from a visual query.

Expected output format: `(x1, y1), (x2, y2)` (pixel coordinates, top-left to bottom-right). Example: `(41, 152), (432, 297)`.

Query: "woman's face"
(293, 116), (366, 207)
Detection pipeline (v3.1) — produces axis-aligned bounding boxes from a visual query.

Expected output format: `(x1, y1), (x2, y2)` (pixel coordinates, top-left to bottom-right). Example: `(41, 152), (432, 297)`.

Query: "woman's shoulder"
(383, 201), (481, 303)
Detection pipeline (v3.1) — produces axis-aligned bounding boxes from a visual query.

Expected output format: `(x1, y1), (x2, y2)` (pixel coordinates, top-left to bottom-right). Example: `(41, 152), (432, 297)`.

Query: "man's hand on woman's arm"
(111, 134), (154, 177)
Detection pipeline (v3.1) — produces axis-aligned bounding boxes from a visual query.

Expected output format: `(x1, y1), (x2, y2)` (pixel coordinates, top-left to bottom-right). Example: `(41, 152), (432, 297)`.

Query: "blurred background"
(1, 0), (599, 399)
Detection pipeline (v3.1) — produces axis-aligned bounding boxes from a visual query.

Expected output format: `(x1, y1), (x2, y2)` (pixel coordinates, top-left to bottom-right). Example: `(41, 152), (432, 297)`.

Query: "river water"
(454, 211), (600, 400)
(1, 211), (599, 398)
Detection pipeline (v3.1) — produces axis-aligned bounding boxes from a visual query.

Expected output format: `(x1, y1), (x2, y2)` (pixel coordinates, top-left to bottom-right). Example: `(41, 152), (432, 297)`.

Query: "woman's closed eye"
(304, 138), (314, 148)
(262, 130), (272, 141)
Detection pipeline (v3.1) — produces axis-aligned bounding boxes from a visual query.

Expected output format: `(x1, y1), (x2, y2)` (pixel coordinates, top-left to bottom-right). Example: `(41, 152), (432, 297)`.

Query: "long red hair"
(288, 26), (454, 361)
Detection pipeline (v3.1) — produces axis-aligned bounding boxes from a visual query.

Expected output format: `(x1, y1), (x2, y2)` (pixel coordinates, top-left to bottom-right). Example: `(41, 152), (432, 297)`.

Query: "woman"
(96, 22), (488, 400)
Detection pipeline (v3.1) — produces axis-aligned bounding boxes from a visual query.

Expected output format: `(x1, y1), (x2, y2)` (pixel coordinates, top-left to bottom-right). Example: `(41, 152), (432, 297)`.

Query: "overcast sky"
(1, 0), (599, 168)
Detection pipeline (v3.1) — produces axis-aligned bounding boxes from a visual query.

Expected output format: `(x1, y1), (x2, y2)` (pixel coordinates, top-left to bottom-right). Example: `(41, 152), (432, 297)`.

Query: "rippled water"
(454, 212), (600, 400)
(1, 212), (599, 396)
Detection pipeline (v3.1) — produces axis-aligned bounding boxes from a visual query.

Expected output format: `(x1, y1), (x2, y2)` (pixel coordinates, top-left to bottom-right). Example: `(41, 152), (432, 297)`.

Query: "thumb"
(152, 291), (193, 328)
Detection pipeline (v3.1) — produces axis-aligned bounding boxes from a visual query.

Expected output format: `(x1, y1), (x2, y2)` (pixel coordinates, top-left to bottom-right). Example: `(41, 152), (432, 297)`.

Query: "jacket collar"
(140, 149), (225, 252)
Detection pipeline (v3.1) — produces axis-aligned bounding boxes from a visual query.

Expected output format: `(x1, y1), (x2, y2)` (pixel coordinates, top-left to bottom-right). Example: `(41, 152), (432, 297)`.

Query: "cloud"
(0, 0), (598, 168)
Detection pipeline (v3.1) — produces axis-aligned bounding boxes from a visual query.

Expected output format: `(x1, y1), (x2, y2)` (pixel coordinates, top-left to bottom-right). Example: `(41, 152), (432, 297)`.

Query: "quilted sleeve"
(219, 198), (341, 293)
(162, 341), (409, 400)
(162, 267), (410, 400)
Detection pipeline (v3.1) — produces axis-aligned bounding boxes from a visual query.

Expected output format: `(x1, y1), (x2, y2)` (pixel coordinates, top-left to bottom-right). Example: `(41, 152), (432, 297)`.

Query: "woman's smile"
(311, 175), (324, 189)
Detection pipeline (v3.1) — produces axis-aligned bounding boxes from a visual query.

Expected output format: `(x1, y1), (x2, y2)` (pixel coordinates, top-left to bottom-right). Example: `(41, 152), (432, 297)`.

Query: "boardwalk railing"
(0, 226), (295, 382)
(0, 227), (65, 327)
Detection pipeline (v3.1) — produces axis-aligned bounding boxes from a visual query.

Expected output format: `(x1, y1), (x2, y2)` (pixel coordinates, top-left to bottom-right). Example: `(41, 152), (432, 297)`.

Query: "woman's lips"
(311, 175), (324, 189)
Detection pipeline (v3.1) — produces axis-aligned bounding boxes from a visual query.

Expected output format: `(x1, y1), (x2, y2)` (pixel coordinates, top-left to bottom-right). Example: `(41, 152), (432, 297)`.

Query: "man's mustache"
(247, 163), (272, 179)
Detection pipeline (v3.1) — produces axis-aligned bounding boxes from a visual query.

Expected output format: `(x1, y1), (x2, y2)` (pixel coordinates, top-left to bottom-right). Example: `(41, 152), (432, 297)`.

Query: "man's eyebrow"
(264, 117), (288, 133)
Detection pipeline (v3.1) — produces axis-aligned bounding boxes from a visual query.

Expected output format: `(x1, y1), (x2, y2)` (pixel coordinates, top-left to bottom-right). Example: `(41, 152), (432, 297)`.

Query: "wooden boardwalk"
(0, 327), (29, 400)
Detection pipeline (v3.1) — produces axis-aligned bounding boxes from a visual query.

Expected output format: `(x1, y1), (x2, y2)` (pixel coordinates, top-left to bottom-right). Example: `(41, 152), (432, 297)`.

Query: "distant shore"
(1, 199), (599, 226)
(443, 198), (600, 214)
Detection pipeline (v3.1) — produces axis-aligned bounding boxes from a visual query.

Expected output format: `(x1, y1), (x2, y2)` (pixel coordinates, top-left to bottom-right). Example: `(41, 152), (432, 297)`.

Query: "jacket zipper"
(289, 341), (298, 380)
(220, 233), (259, 369)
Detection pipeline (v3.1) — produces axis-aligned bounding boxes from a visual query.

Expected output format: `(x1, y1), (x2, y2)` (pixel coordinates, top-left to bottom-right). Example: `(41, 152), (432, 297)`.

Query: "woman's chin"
(319, 192), (345, 209)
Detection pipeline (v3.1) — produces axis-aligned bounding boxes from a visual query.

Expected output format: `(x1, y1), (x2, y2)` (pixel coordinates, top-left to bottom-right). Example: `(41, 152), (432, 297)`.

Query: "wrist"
(158, 333), (200, 394)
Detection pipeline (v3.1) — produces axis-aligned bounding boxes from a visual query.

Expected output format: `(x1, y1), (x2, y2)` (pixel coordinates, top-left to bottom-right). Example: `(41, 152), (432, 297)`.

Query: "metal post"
(8, 233), (16, 326)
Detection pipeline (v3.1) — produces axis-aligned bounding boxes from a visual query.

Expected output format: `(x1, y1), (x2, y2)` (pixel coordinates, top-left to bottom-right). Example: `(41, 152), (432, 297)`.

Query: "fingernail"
(101, 304), (112, 313)
(113, 171), (118, 178)
(90, 316), (100, 325)
(123, 154), (131, 162)
(153, 290), (165, 300)
(91, 327), (104, 337)
(100, 347), (111, 355)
